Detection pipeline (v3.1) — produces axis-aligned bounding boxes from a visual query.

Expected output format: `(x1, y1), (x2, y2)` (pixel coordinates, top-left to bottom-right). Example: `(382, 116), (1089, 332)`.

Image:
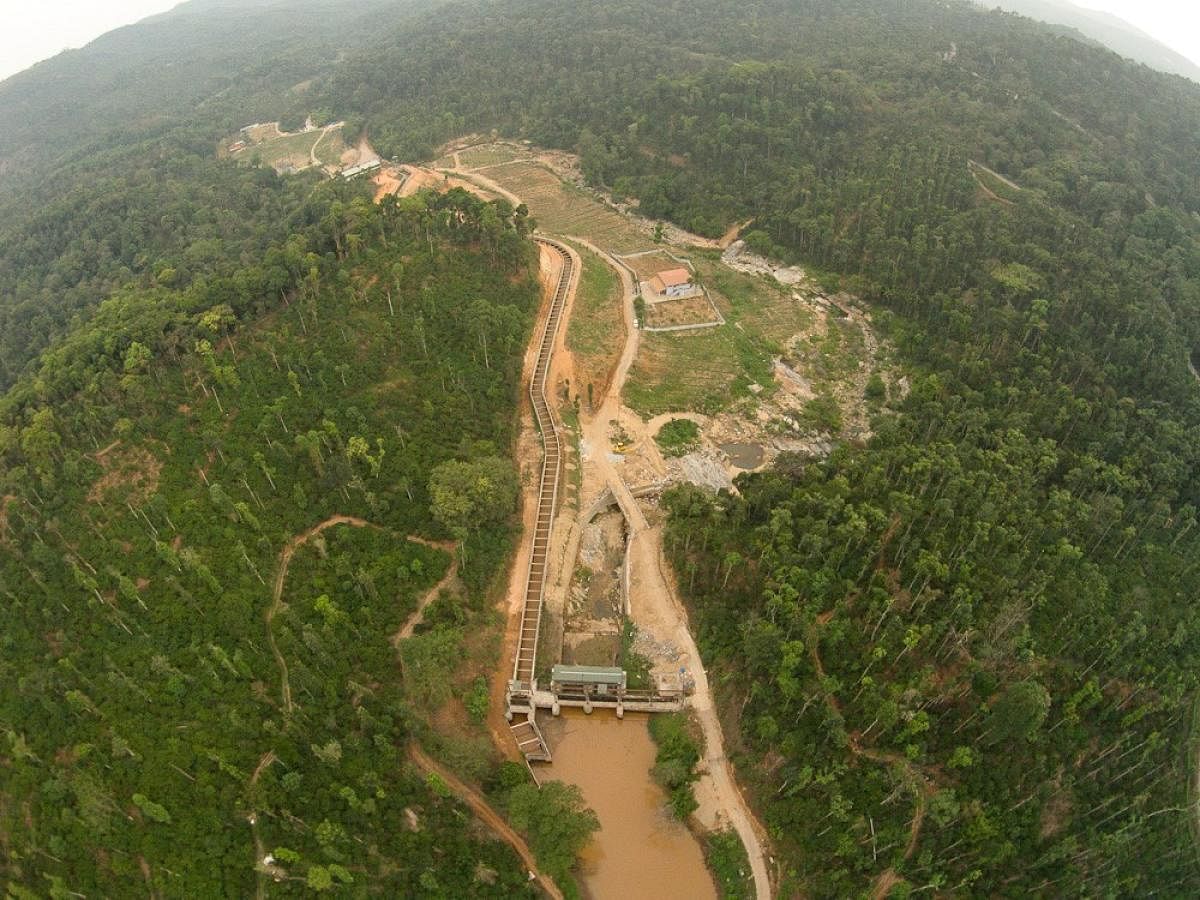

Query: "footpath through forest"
(267, 516), (456, 714)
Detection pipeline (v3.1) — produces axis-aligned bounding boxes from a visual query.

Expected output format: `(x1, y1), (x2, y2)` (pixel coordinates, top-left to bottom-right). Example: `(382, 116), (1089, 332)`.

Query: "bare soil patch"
(87, 443), (163, 506)
(643, 296), (720, 329)
(372, 165), (406, 201)
(565, 632), (620, 666)
(564, 509), (626, 644)
(400, 165), (503, 202)
(621, 250), (686, 280)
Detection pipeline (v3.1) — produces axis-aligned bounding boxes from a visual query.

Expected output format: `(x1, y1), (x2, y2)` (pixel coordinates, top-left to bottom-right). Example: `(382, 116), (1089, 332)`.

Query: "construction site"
(504, 237), (694, 768)
(384, 138), (898, 900)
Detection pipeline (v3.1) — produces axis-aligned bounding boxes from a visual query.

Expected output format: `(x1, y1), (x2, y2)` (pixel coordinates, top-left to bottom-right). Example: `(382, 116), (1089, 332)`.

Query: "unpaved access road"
(408, 745), (564, 900)
(633, 527), (774, 900)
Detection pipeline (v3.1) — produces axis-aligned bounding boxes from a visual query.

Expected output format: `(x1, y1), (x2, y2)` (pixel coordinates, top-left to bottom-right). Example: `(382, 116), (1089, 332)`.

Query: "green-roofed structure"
(550, 665), (627, 693)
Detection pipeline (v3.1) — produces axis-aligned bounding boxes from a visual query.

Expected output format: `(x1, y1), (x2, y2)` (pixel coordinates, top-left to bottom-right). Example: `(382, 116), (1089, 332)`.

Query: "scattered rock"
(773, 437), (834, 457)
(404, 807), (420, 832)
(722, 240), (809, 285)
(578, 522), (605, 569)
(673, 452), (734, 493)
(773, 359), (815, 399)
(633, 630), (682, 663)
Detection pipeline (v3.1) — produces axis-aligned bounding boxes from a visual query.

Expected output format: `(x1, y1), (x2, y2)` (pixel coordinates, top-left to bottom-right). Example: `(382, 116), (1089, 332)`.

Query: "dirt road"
(395, 164), (506, 202)
(444, 166), (526, 207)
(633, 525), (774, 900)
(408, 745), (564, 900)
(309, 127), (328, 168)
(308, 122), (345, 170)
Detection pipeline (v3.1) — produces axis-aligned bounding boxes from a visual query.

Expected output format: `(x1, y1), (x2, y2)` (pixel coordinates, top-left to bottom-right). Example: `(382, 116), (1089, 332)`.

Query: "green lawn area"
(240, 128), (333, 169)
(624, 252), (813, 416)
(459, 144), (524, 168)
(313, 129), (348, 167)
(564, 241), (624, 403)
(625, 323), (776, 416)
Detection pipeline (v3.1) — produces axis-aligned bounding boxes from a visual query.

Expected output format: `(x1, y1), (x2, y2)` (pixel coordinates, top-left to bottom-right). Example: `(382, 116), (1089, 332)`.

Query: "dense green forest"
(328, 2), (1200, 892)
(3, 0), (1200, 894)
(0, 189), (544, 894)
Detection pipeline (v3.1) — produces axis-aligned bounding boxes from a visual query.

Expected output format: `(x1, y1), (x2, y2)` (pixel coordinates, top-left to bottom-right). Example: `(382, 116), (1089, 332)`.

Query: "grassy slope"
(564, 240), (624, 405)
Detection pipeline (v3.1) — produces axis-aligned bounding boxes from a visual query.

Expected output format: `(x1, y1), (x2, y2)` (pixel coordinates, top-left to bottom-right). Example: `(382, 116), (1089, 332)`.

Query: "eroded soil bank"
(541, 710), (716, 900)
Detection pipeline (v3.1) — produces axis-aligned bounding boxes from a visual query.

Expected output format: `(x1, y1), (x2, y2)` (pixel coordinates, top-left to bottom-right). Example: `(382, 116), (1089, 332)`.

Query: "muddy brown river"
(540, 709), (716, 900)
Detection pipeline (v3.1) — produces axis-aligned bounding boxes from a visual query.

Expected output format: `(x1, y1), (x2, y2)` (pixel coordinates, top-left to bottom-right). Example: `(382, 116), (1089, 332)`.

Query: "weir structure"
(505, 237), (688, 765)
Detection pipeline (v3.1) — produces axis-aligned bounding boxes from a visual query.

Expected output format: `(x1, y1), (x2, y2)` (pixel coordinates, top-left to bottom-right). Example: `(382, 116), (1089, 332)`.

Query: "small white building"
(648, 267), (696, 298)
(342, 159), (382, 179)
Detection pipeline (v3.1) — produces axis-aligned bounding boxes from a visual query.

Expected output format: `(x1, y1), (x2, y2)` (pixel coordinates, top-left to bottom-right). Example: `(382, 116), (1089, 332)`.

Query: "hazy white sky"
(0, 0), (1197, 84)
(1072, 0), (1200, 70)
(0, 1), (182, 82)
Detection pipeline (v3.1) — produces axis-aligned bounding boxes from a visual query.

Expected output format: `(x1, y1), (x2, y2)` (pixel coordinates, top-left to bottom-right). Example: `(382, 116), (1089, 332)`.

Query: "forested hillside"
(2, 0), (1200, 894)
(0, 189), (541, 895)
(0, 0), (422, 181)
(989, 0), (1200, 82)
(0, 0), (441, 390)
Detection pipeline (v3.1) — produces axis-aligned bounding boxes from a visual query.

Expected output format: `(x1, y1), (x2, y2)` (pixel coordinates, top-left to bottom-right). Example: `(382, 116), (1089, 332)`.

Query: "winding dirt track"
(267, 515), (375, 713)
(408, 745), (564, 900)
(267, 516), (455, 713)
(809, 623), (932, 899)
(393, 550), (459, 642)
